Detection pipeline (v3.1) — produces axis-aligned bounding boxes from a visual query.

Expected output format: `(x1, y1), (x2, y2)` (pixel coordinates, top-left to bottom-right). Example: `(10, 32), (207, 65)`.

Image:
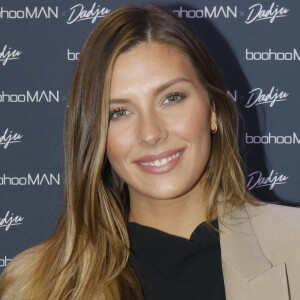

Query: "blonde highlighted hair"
(0, 3), (256, 299)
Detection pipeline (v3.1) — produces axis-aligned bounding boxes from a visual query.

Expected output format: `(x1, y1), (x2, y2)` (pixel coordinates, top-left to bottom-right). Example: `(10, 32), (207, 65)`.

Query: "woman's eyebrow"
(153, 77), (192, 96)
(109, 77), (192, 104)
(109, 98), (131, 105)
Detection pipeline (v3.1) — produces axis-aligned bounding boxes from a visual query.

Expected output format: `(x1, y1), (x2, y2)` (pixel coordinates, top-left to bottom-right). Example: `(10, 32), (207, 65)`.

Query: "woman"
(0, 3), (299, 300)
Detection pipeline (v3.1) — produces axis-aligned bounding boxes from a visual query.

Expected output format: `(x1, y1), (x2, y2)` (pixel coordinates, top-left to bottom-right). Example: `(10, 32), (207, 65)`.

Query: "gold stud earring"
(211, 121), (217, 134)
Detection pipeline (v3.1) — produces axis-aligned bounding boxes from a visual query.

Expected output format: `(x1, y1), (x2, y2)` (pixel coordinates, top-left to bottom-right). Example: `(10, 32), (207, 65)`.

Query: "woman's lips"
(133, 148), (185, 174)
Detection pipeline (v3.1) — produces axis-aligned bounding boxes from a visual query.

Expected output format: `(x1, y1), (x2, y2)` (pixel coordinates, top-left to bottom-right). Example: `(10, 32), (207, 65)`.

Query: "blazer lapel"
(217, 202), (290, 300)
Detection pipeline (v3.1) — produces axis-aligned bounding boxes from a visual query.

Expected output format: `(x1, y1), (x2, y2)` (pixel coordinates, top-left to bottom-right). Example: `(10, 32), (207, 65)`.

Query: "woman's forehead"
(110, 42), (200, 98)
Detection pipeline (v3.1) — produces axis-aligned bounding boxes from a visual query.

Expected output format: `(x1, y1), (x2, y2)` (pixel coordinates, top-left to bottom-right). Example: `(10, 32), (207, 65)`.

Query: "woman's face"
(107, 42), (216, 201)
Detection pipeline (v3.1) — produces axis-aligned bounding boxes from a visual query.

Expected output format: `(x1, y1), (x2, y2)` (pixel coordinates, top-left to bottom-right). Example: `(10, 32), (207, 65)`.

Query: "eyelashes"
(162, 92), (186, 104)
(109, 107), (130, 120)
(109, 91), (187, 120)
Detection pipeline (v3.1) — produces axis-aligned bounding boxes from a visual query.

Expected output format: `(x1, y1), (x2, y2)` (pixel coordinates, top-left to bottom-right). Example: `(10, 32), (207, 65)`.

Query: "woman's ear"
(210, 105), (217, 134)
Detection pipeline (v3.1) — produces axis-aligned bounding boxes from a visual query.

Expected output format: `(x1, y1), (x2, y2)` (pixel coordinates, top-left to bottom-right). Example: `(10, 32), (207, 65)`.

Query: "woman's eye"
(110, 108), (131, 119)
(162, 92), (186, 105)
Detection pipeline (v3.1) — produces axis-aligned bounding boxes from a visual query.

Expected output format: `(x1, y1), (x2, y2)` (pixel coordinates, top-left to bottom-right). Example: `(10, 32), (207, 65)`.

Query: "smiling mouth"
(139, 150), (183, 166)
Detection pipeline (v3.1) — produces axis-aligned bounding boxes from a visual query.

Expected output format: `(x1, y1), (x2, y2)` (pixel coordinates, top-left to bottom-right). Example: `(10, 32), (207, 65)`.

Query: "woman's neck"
(128, 183), (208, 239)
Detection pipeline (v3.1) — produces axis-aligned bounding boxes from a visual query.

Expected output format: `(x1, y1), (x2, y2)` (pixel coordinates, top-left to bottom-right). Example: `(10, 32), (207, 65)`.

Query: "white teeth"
(140, 151), (182, 167)
(154, 160), (160, 166)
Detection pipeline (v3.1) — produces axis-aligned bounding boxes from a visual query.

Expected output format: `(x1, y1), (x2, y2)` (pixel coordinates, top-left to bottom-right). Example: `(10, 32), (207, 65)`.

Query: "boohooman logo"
(0, 6), (58, 19)
(0, 90), (60, 103)
(0, 256), (11, 267)
(0, 173), (61, 186)
(246, 49), (300, 61)
(67, 49), (80, 61)
(246, 132), (300, 144)
(173, 6), (237, 19)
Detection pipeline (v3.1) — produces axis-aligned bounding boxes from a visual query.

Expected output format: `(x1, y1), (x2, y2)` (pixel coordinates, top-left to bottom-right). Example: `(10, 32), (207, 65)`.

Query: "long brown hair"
(0, 4), (256, 299)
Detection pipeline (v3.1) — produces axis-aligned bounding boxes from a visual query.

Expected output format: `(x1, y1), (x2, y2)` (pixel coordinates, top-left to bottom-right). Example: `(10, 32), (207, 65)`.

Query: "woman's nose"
(137, 110), (168, 147)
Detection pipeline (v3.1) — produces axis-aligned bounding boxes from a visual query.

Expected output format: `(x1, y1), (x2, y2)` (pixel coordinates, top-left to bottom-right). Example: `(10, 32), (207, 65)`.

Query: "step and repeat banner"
(1, 0), (299, 273)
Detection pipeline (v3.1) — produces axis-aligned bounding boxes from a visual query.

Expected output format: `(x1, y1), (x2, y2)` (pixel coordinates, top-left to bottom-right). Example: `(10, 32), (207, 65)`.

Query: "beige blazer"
(218, 202), (300, 300)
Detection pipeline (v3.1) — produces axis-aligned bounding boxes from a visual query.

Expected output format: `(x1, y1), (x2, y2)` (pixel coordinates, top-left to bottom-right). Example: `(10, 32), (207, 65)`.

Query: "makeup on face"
(133, 148), (186, 174)
(107, 42), (215, 201)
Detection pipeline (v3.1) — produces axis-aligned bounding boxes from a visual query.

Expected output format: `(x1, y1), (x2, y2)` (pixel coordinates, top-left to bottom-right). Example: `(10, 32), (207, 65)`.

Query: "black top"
(128, 219), (226, 300)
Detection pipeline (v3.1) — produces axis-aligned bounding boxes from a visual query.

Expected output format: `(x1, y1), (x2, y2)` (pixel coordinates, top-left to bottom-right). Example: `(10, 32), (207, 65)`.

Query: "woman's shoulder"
(244, 201), (300, 224)
(244, 201), (300, 248)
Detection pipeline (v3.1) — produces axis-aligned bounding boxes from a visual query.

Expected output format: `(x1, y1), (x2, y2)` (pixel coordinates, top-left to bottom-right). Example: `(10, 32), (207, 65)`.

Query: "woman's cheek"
(107, 123), (133, 166)
(170, 106), (210, 138)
